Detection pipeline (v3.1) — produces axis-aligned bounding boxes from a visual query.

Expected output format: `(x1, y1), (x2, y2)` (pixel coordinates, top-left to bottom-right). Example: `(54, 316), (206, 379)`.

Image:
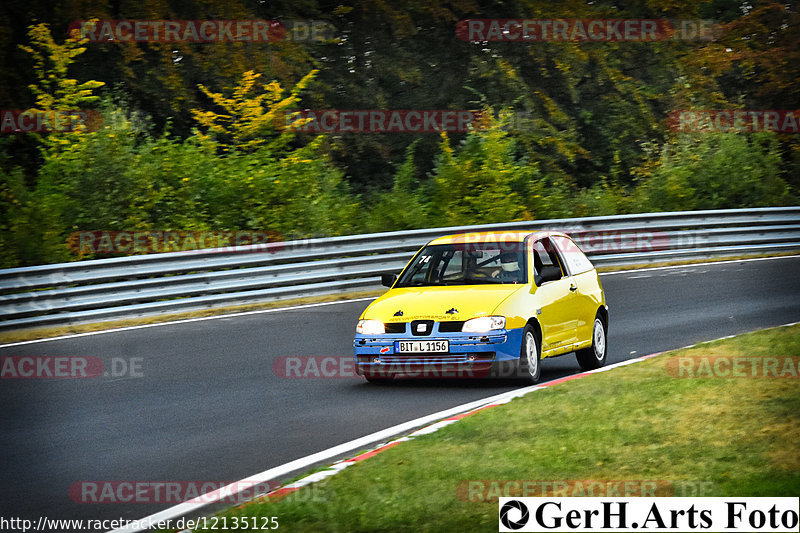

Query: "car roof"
(428, 230), (568, 246)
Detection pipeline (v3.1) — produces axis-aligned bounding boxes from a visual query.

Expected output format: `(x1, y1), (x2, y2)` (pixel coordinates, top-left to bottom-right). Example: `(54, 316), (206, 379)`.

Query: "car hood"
(364, 284), (525, 322)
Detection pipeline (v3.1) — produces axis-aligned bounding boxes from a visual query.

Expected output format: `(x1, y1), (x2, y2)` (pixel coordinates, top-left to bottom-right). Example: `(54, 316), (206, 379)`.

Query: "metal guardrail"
(1, 207), (799, 330)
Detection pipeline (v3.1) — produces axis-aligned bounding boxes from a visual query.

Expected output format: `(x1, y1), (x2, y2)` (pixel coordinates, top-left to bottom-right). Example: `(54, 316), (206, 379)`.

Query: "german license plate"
(394, 340), (449, 353)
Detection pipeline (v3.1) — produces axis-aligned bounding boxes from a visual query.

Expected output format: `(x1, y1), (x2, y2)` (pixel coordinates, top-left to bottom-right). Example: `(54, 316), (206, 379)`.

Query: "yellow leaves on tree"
(192, 69), (319, 152)
(20, 23), (105, 116)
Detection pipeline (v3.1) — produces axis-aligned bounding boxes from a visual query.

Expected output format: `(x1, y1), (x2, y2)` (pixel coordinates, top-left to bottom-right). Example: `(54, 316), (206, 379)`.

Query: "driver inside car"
(491, 252), (523, 282)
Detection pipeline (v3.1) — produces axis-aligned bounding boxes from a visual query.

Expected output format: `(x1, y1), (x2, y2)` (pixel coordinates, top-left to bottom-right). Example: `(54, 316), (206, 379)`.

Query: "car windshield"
(395, 242), (527, 287)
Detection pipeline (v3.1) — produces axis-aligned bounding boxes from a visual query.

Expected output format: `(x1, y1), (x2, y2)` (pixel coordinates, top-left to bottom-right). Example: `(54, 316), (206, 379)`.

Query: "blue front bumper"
(353, 325), (524, 376)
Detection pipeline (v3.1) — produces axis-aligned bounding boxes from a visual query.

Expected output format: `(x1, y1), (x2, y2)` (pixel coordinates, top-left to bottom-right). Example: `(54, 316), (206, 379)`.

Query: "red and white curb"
(111, 352), (666, 533)
(251, 353), (667, 506)
(113, 320), (800, 533)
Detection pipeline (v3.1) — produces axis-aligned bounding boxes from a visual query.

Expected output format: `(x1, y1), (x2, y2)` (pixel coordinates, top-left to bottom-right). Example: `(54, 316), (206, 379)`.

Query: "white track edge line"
(110, 325), (779, 533)
(0, 297), (377, 347)
(101, 318), (800, 532)
(5, 254), (798, 347)
(107, 380), (552, 532)
(598, 253), (800, 275)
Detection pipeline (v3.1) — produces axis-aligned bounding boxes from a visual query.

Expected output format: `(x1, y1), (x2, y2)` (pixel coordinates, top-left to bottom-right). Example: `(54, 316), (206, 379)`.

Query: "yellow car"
(353, 231), (608, 383)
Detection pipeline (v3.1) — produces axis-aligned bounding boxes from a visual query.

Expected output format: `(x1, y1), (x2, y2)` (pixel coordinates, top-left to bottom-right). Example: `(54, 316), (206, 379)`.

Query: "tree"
(429, 110), (539, 226)
(633, 132), (791, 211)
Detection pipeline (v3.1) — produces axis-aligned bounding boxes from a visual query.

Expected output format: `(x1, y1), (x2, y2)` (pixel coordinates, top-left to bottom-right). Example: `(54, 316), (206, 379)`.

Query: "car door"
(551, 235), (600, 346)
(530, 237), (578, 355)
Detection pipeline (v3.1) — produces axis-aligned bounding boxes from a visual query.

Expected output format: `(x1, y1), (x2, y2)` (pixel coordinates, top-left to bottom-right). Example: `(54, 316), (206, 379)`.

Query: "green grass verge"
(182, 324), (800, 532)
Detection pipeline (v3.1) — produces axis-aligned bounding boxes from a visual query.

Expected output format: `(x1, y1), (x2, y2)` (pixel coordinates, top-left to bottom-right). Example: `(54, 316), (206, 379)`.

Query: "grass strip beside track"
(182, 324), (800, 532)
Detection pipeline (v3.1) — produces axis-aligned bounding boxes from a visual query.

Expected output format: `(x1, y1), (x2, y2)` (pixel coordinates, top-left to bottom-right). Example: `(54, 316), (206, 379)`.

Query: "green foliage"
(0, 163), (34, 267)
(428, 110), (538, 226)
(192, 69), (319, 153)
(187, 68), (360, 237)
(634, 133), (792, 211)
(190, 325), (800, 531)
(1, 8), (798, 268)
(19, 23), (105, 155)
(185, 139), (359, 238)
(572, 179), (635, 217)
(20, 23), (105, 113)
(363, 141), (429, 232)
(5, 22), (360, 266)
(31, 102), (360, 263)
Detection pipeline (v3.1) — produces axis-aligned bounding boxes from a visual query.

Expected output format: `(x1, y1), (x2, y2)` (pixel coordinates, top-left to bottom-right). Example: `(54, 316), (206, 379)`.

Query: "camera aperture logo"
(500, 500), (530, 530)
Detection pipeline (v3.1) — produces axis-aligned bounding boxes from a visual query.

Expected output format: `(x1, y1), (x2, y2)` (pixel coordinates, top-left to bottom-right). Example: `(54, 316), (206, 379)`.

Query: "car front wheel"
(576, 315), (607, 371)
(518, 325), (541, 384)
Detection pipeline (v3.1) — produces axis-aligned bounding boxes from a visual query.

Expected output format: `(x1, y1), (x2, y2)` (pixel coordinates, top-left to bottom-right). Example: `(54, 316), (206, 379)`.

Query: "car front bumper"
(353, 326), (524, 378)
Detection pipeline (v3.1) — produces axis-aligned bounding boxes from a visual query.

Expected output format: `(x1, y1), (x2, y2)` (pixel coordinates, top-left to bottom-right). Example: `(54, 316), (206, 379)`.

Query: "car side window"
(532, 237), (567, 281)
(552, 235), (594, 275)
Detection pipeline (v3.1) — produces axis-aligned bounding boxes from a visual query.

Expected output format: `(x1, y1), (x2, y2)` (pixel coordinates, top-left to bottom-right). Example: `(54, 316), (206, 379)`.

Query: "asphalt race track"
(1, 256), (799, 527)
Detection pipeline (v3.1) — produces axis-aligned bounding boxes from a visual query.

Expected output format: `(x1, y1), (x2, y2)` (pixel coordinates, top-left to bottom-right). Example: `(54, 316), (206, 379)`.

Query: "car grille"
(438, 321), (465, 333)
(384, 322), (406, 334)
(381, 321), (465, 335)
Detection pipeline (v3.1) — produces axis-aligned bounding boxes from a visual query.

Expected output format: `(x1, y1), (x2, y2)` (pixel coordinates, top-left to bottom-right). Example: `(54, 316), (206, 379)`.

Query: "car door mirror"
(381, 273), (397, 288)
(537, 266), (562, 285)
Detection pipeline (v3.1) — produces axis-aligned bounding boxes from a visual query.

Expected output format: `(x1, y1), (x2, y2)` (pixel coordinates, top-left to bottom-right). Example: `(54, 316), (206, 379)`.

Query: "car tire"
(518, 325), (541, 384)
(576, 314), (607, 371)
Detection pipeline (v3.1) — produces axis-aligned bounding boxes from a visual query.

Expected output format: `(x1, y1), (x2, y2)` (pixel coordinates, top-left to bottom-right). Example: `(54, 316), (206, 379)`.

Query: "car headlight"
(462, 316), (506, 333)
(356, 319), (385, 335)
